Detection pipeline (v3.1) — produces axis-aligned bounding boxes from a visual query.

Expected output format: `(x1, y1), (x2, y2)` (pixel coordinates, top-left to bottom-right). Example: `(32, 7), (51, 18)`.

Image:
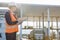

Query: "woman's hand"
(17, 17), (26, 24)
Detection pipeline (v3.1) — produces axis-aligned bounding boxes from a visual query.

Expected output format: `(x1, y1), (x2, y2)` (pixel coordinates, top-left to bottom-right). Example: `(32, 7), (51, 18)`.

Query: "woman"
(5, 3), (26, 40)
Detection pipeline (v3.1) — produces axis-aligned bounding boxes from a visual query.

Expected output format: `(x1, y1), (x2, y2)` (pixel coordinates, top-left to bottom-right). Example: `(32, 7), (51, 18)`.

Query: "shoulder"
(5, 10), (10, 15)
(5, 11), (10, 18)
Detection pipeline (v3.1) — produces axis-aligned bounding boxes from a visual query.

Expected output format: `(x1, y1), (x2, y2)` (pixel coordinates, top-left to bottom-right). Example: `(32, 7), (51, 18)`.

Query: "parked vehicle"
(28, 28), (48, 40)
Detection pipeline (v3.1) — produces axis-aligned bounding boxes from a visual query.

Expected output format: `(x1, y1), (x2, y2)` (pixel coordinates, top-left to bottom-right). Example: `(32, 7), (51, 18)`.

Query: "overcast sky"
(0, 0), (60, 5)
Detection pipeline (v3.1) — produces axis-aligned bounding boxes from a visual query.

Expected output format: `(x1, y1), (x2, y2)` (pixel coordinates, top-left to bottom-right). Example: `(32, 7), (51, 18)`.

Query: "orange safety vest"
(5, 11), (18, 33)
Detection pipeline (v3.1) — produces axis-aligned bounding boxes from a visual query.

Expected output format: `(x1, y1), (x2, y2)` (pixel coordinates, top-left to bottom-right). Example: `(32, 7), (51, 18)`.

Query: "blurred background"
(0, 0), (60, 40)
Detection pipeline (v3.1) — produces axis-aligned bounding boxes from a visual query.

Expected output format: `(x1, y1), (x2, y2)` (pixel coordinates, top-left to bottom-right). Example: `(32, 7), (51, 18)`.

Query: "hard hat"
(8, 2), (17, 8)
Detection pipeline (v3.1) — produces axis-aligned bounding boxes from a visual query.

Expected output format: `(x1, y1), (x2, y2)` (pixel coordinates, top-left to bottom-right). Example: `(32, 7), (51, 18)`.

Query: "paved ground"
(22, 38), (31, 40)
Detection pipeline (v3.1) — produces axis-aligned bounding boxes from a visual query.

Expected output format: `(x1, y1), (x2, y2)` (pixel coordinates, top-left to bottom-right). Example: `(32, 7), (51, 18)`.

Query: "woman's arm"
(5, 12), (18, 25)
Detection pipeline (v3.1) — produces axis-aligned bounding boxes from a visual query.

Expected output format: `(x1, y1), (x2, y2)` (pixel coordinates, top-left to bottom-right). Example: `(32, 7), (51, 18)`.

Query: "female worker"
(5, 3), (26, 40)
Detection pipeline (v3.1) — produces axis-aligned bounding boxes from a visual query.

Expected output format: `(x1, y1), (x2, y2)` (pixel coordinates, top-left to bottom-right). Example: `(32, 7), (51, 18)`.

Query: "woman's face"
(10, 6), (16, 12)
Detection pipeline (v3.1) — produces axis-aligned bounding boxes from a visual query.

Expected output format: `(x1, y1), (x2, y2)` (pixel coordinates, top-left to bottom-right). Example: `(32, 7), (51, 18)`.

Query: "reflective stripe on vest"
(5, 11), (18, 33)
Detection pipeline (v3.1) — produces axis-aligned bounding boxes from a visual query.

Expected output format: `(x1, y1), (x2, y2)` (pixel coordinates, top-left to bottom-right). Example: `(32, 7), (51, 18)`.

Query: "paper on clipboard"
(17, 17), (26, 24)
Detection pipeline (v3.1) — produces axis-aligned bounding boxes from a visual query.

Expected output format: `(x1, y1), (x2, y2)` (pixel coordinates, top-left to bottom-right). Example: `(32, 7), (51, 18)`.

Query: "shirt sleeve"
(5, 12), (18, 25)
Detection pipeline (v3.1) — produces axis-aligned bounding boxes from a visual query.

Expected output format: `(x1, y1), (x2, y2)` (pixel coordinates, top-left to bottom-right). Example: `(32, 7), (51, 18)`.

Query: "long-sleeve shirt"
(5, 11), (18, 25)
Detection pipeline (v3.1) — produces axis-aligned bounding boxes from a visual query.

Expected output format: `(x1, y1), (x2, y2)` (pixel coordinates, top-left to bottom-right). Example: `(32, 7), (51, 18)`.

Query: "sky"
(0, 0), (60, 5)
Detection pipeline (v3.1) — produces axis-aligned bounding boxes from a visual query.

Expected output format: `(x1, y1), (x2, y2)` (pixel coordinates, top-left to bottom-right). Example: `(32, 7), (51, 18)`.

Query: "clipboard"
(17, 17), (26, 24)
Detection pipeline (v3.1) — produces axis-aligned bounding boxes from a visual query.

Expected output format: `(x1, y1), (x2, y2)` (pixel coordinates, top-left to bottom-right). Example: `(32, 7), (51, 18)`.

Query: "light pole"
(47, 8), (50, 40)
(20, 4), (23, 40)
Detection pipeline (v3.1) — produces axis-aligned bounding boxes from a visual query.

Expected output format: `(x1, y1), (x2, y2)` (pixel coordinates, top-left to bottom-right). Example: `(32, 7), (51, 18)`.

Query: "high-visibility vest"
(5, 11), (18, 33)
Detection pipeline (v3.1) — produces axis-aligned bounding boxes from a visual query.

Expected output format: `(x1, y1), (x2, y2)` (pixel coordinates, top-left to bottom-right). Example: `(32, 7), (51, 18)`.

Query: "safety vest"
(5, 11), (18, 33)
